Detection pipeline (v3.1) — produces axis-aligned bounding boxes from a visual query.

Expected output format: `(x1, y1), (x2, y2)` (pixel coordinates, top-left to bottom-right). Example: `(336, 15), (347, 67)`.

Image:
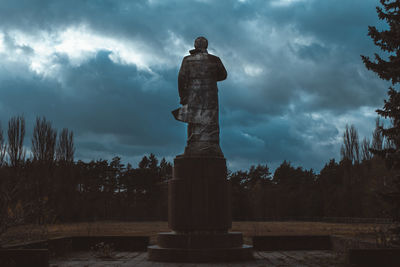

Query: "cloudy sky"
(0, 0), (390, 172)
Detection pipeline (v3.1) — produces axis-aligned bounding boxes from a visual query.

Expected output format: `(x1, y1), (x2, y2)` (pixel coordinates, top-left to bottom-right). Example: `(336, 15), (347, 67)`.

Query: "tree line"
(0, 115), (173, 228)
(230, 119), (397, 220)
(0, 114), (397, 234)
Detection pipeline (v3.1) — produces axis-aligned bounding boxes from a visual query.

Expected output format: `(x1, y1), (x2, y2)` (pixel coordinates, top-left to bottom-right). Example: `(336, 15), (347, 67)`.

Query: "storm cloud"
(0, 0), (389, 171)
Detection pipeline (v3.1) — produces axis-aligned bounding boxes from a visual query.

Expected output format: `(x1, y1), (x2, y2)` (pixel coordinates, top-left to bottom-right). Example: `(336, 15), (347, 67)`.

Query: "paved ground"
(50, 251), (346, 266)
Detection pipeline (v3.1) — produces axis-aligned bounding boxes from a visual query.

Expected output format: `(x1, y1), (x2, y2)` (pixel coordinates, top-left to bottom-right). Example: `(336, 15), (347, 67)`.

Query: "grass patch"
(2, 221), (382, 246)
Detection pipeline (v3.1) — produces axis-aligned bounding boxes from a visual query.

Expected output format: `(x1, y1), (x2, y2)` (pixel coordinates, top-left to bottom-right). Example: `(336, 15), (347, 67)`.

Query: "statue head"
(194, 36), (208, 51)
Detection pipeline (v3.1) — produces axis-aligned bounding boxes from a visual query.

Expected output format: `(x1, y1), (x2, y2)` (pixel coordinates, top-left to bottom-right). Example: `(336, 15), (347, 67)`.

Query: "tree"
(138, 156), (149, 169)
(32, 116), (57, 162)
(371, 117), (384, 151)
(362, 0), (400, 244)
(159, 158), (172, 181)
(361, 137), (372, 161)
(374, 88), (400, 169)
(7, 115), (26, 167)
(229, 170), (251, 220)
(272, 161), (316, 217)
(361, 0), (400, 84)
(56, 128), (74, 162)
(340, 124), (360, 164)
(0, 123), (6, 166)
(109, 156), (123, 193)
(273, 161), (297, 185)
(247, 164), (272, 219)
(247, 164), (272, 184)
(362, 0), (400, 172)
(148, 153), (158, 171)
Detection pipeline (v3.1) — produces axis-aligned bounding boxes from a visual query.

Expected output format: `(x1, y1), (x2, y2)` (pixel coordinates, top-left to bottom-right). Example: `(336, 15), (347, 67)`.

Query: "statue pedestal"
(148, 156), (253, 262)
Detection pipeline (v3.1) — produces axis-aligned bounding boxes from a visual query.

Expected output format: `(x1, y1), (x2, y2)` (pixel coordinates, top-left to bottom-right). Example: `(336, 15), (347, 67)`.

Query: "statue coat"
(172, 49), (227, 125)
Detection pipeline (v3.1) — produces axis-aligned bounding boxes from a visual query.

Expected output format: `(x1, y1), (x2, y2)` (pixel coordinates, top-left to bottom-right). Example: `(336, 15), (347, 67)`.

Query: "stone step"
(157, 232), (243, 249)
(147, 244), (253, 262)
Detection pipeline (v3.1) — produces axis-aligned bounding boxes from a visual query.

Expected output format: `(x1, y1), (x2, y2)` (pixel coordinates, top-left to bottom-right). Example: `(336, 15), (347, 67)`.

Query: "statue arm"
(178, 58), (189, 105)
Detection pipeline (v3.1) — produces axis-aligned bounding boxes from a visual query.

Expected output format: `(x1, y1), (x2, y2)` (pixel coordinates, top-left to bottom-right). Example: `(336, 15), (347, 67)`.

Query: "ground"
(2, 221), (380, 246)
(2, 221), (382, 266)
(50, 250), (344, 266)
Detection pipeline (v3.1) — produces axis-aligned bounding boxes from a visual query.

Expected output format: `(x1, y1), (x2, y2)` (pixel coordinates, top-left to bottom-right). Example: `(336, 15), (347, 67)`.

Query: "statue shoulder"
(207, 54), (222, 63)
(180, 55), (192, 68)
(181, 55), (191, 63)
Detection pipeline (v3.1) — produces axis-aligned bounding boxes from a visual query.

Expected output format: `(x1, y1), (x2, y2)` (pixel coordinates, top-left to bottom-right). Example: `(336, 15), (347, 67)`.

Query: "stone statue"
(172, 36), (227, 157)
(149, 36), (253, 262)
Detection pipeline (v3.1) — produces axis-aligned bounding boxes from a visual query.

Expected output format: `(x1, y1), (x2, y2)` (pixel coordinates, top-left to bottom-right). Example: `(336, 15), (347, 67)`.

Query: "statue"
(149, 36), (253, 262)
(172, 36), (227, 157)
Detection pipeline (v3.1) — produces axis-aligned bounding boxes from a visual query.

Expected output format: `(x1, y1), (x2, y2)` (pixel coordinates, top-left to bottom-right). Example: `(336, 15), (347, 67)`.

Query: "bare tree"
(31, 116), (57, 162)
(7, 115), (26, 167)
(56, 128), (74, 162)
(371, 117), (384, 151)
(340, 124), (360, 164)
(384, 136), (396, 150)
(361, 137), (372, 161)
(0, 123), (6, 166)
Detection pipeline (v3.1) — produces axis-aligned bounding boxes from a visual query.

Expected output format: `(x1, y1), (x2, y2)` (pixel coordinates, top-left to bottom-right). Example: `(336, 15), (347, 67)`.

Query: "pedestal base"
(148, 232), (253, 262)
(169, 156), (231, 231)
(148, 156), (253, 262)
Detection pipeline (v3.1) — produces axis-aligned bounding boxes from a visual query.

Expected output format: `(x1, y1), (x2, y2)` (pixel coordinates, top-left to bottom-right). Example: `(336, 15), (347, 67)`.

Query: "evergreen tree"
(361, 1), (400, 163)
(138, 156), (149, 169)
(362, 0), (400, 244)
(362, 0), (400, 175)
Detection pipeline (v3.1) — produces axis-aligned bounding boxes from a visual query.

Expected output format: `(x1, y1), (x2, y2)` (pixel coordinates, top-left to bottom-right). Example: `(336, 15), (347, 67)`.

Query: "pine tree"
(361, 0), (400, 84)
(362, 0), (400, 245)
(362, 0), (400, 173)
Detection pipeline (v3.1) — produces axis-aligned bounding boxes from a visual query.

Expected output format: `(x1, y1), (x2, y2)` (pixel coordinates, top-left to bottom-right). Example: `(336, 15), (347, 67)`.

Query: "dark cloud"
(0, 50), (185, 162)
(0, 0), (389, 171)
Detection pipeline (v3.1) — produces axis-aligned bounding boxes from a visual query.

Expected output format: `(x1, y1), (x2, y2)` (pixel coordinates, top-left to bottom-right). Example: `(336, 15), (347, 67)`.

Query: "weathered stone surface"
(0, 249), (49, 267)
(148, 155), (254, 262)
(147, 244), (253, 263)
(253, 235), (332, 251)
(157, 232), (243, 249)
(168, 156), (231, 231)
(51, 250), (343, 266)
(348, 248), (400, 267)
(172, 36), (227, 157)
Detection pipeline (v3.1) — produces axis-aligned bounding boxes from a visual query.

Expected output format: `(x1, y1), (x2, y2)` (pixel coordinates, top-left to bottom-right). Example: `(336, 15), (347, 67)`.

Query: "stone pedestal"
(148, 156), (253, 262)
(169, 156), (231, 231)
